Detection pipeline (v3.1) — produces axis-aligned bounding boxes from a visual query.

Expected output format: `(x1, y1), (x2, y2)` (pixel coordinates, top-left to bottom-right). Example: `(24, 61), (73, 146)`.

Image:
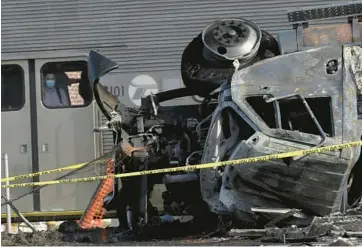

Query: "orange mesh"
(79, 159), (115, 229)
(79, 142), (147, 229)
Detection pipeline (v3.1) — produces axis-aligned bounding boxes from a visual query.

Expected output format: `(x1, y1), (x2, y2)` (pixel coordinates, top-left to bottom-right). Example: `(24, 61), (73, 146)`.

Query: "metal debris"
(228, 228), (267, 238)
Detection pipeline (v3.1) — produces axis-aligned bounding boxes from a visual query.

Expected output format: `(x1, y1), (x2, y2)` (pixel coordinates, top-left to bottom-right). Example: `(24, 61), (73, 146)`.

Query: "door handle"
(41, 143), (49, 153)
(20, 144), (28, 154)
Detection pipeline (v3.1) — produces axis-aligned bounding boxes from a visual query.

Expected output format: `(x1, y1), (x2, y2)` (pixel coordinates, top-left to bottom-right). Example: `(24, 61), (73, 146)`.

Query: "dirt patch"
(2, 204), (362, 246)
(1, 231), (64, 246)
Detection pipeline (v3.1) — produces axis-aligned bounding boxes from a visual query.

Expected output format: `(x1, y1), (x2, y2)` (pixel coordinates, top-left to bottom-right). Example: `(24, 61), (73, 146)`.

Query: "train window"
(40, 61), (92, 109)
(1, 64), (25, 112)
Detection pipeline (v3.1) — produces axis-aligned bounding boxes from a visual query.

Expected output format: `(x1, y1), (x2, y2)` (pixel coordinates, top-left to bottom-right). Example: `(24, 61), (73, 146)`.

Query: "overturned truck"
(85, 2), (362, 235)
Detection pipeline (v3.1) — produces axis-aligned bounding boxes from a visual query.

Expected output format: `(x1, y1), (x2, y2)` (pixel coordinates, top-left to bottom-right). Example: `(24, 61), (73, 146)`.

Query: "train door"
(1, 60), (34, 212)
(34, 57), (100, 211)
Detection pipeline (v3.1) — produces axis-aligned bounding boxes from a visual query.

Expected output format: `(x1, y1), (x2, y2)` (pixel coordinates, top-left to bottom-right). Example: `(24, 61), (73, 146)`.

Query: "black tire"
(180, 33), (235, 97)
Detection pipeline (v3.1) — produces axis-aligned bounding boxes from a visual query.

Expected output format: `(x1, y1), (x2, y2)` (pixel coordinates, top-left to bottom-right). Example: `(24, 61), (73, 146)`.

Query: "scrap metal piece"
(331, 230), (362, 238)
(329, 237), (355, 246)
(251, 207), (307, 219)
(228, 228), (267, 238)
(264, 209), (303, 228)
(260, 235), (318, 243)
(277, 30), (298, 54)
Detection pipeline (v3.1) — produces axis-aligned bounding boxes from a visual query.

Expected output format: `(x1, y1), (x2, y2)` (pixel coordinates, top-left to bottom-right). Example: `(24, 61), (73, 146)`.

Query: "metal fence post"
(4, 153), (12, 233)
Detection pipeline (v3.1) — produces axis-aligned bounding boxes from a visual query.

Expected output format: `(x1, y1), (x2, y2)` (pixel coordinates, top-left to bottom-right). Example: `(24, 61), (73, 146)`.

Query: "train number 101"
(104, 85), (125, 97)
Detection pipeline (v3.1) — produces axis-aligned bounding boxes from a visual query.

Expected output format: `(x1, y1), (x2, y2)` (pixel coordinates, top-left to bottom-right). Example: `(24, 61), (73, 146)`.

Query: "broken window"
(245, 95), (277, 128)
(246, 95), (333, 137)
(40, 61), (92, 109)
(1, 64), (25, 112)
(206, 107), (256, 162)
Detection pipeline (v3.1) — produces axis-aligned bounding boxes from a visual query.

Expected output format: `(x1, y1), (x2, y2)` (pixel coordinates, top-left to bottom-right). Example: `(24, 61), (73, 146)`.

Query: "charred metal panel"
(302, 23), (362, 47)
(344, 45), (362, 95)
(343, 45), (362, 157)
(199, 45), (361, 218)
(231, 45), (360, 161)
(231, 45), (345, 140)
(342, 45), (362, 146)
(277, 30), (298, 54)
(277, 23), (362, 53)
(200, 97), (350, 218)
(222, 131), (350, 216)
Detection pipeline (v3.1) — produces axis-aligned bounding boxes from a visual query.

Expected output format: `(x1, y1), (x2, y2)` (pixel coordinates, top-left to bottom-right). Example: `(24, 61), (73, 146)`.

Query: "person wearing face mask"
(42, 73), (71, 107)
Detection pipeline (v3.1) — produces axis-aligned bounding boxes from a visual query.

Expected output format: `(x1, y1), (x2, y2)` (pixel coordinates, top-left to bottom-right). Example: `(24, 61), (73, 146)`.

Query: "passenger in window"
(42, 73), (71, 107)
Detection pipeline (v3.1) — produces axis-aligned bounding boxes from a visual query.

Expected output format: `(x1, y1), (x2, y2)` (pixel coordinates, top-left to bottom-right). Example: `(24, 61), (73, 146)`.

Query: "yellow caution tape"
(1, 162), (88, 183)
(2, 140), (362, 189)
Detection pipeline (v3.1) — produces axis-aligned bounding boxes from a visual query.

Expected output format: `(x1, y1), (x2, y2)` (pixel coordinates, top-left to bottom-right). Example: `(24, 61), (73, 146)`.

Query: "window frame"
(245, 94), (335, 137)
(40, 60), (93, 110)
(1, 64), (26, 112)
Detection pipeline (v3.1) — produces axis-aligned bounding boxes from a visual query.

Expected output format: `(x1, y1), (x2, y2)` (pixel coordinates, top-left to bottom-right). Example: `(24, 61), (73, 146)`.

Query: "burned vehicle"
(84, 3), (362, 235)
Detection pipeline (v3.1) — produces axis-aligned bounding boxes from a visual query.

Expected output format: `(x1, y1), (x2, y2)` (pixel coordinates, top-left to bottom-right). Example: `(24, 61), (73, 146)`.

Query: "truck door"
(1, 60), (34, 212)
(34, 57), (100, 211)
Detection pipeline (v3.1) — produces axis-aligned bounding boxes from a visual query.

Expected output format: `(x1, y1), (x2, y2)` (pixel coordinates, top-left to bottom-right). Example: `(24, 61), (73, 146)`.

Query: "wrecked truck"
(85, 3), (362, 235)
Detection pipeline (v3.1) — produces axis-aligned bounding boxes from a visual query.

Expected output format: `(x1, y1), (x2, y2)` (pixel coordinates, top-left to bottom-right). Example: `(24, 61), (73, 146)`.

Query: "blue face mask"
(45, 80), (56, 88)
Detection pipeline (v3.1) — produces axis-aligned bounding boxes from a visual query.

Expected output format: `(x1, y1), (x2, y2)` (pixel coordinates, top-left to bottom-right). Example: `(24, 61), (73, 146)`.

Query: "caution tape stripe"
(2, 140), (361, 189)
(1, 163), (88, 183)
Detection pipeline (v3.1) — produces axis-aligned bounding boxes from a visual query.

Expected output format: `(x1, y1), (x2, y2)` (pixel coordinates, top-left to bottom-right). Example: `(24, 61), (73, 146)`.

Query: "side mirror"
(87, 50), (119, 86)
(87, 50), (120, 120)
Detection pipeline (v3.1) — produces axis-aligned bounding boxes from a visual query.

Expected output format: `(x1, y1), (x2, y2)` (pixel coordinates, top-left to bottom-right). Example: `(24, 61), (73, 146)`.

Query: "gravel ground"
(2, 204), (362, 246)
(0, 231), (302, 246)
